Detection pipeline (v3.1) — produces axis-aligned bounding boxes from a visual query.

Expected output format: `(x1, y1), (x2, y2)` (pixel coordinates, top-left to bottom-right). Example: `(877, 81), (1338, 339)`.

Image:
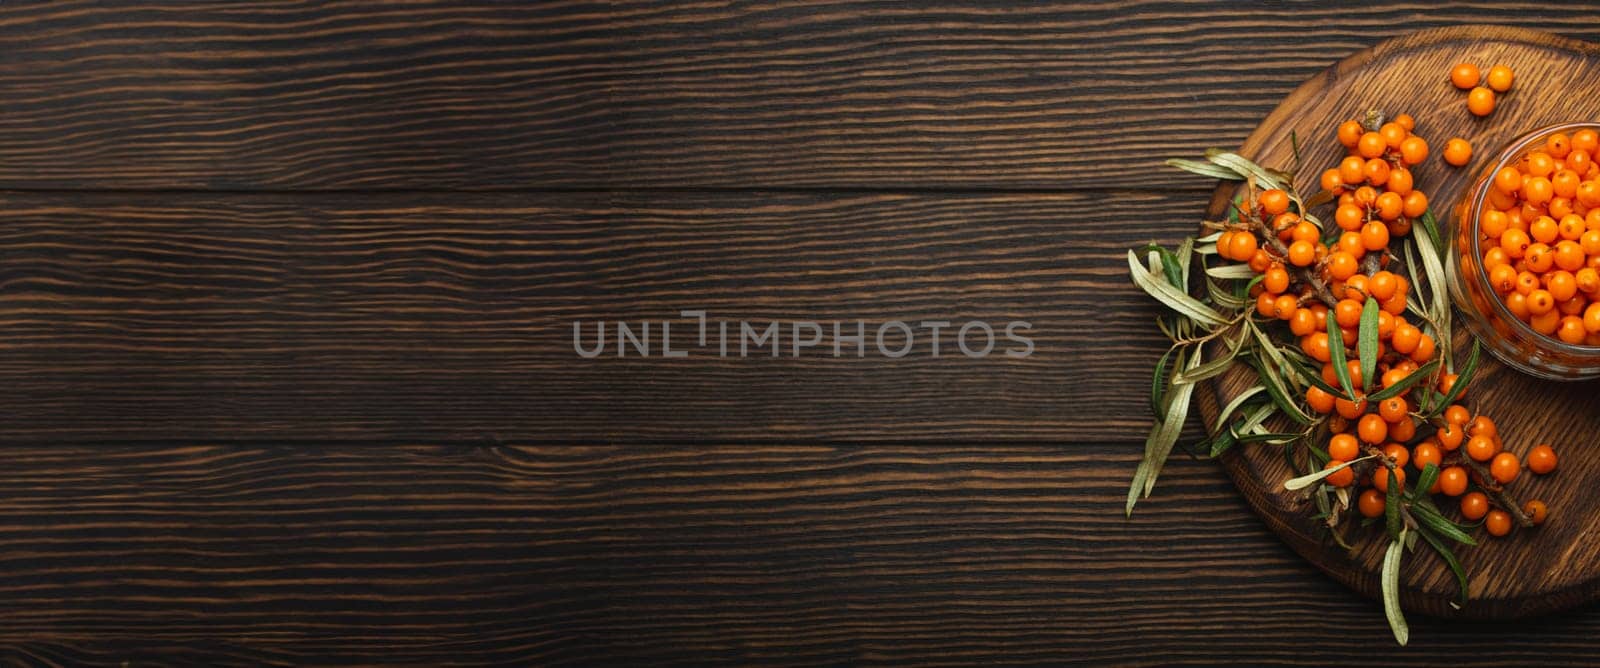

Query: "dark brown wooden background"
(3, 3), (1600, 666)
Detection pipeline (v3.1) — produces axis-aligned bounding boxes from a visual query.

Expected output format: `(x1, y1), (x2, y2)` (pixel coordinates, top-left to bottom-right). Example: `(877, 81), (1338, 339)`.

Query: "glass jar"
(1448, 122), (1600, 380)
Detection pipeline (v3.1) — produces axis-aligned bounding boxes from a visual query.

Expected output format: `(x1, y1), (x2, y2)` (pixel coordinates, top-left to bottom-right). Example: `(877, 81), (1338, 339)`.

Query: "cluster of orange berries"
(1346, 409), (1557, 537)
(1216, 112), (1557, 539)
(1450, 62), (1514, 117)
(1477, 129), (1600, 344)
(1321, 114), (1430, 249)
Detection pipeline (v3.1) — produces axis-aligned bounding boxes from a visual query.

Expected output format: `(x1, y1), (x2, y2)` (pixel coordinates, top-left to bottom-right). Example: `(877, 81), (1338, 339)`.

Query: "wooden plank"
(0, 189), (1206, 443)
(6, 3), (1600, 189)
(1, 444), (1598, 665)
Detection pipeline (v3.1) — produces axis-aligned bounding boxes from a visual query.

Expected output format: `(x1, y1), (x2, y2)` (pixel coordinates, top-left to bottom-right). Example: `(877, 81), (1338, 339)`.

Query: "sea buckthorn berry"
(1549, 271), (1579, 301)
(1444, 404), (1471, 426)
(1524, 500), (1548, 526)
(1358, 131), (1388, 159)
(1335, 203), (1365, 231)
(1460, 492), (1490, 521)
(1273, 294), (1299, 320)
(1334, 299), (1363, 328)
(1439, 373), (1460, 395)
(1260, 189), (1290, 216)
(1342, 274), (1369, 301)
(1450, 63), (1481, 89)
(1367, 271), (1398, 301)
(1488, 263), (1518, 294)
(1291, 221), (1320, 244)
(1485, 509), (1513, 537)
(1263, 266), (1289, 294)
(1527, 289), (1556, 315)
(1444, 137), (1473, 166)
(1328, 433), (1360, 461)
(1555, 169), (1583, 199)
(1354, 185), (1378, 206)
(1567, 149), (1591, 173)
(1338, 120), (1365, 148)
(1382, 442), (1410, 468)
(1495, 166), (1524, 194)
(1228, 230), (1259, 262)
(1490, 451), (1521, 484)
(1525, 175), (1554, 205)
(1579, 268), (1600, 295)
(1527, 152), (1556, 177)
(1561, 213), (1588, 240)
(1287, 240), (1316, 267)
(1501, 227), (1532, 259)
(1326, 251), (1358, 280)
(1555, 240), (1586, 271)
(1378, 396), (1408, 424)
(1390, 322), (1421, 354)
(1559, 315), (1588, 343)
(1380, 367), (1408, 389)
(1467, 86), (1496, 116)
(1549, 132), (1573, 159)
(1365, 158), (1392, 188)
(1412, 441), (1442, 471)
(1256, 291), (1276, 317)
(1526, 443), (1558, 474)
(1481, 209), (1510, 238)
(1304, 332), (1332, 362)
(1389, 416), (1416, 443)
(1524, 243), (1553, 272)
(1486, 64), (1514, 92)
(1514, 270), (1539, 294)
(1531, 215), (1559, 243)
(1506, 292), (1531, 318)
(1248, 249), (1273, 273)
(1289, 308), (1318, 336)
(1358, 488), (1386, 518)
(1360, 221), (1390, 251)
(1335, 393), (1367, 420)
(1387, 167), (1414, 195)
(1438, 465), (1469, 496)
(1323, 459), (1355, 487)
(1469, 415), (1498, 438)
(1357, 413), (1388, 444)
(1532, 308), (1561, 335)
(1399, 136), (1429, 166)
(1409, 333), (1435, 362)
(1559, 296), (1587, 316)
(1437, 422), (1464, 451)
(1339, 155), (1367, 185)
(1395, 113), (1416, 131)
(1321, 168), (1345, 192)
(1372, 466), (1405, 493)
(1379, 122), (1408, 148)
(1466, 434), (1499, 462)
(1374, 191), (1403, 220)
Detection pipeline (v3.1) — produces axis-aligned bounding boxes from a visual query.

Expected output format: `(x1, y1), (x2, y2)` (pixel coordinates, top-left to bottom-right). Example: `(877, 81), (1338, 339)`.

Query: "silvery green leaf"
(1367, 360), (1440, 401)
(1205, 149), (1287, 191)
(1166, 157), (1244, 180)
(1212, 386), (1266, 436)
(1417, 524), (1471, 604)
(1359, 298), (1380, 393)
(1326, 312), (1356, 403)
(1174, 334), (1244, 385)
(1205, 264), (1257, 280)
(1128, 251), (1229, 326)
(1383, 534), (1410, 646)
(1127, 350), (1204, 515)
(1251, 356), (1313, 425)
(1284, 454), (1376, 490)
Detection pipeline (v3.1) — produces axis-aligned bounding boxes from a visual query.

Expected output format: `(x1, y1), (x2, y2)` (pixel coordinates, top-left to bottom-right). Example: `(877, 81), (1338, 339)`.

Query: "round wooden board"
(1196, 25), (1600, 620)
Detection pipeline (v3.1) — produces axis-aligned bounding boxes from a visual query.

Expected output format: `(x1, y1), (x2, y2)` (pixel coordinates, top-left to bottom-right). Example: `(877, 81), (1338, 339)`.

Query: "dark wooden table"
(3, 3), (1600, 665)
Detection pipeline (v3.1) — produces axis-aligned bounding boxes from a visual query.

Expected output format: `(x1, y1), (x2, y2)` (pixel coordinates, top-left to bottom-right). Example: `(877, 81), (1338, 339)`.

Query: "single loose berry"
(1526, 444), (1558, 474)
(1460, 492), (1490, 520)
(1485, 509), (1513, 537)
(1358, 488), (1385, 518)
(1467, 86), (1496, 116)
(1438, 465), (1469, 496)
(1524, 499), (1548, 525)
(1490, 451), (1521, 484)
(1450, 63), (1481, 89)
(1486, 64), (1514, 92)
(1444, 137), (1473, 166)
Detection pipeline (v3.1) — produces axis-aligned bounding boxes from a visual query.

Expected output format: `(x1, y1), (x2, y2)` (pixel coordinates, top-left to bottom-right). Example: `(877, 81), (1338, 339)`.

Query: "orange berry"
(1444, 137), (1473, 166)
(1550, 132), (1573, 159)
(1379, 122), (1408, 149)
(1337, 120), (1365, 148)
(1460, 492), (1489, 520)
(1555, 240), (1586, 271)
(1361, 221), (1390, 251)
(1524, 500), (1548, 526)
(1466, 434), (1499, 462)
(1395, 113), (1416, 131)
(1560, 315), (1589, 344)
(1357, 413), (1388, 444)
(1259, 189), (1290, 216)
(1323, 459), (1355, 487)
(1289, 308), (1318, 336)
(1326, 251), (1359, 281)
(1576, 129), (1599, 153)
(1304, 332), (1332, 363)
(1263, 265), (1290, 294)
(1291, 221), (1320, 244)
(1358, 488), (1386, 518)
(1403, 190), (1429, 219)
(1490, 451), (1521, 484)
(1438, 466), (1469, 496)
(1526, 444), (1558, 474)
(1374, 191), (1403, 220)
(1527, 152), (1557, 178)
(1412, 441), (1442, 471)
(1287, 239), (1316, 267)
(1378, 396), (1408, 424)
(1358, 131), (1387, 159)
(1328, 433), (1360, 461)
(1450, 63), (1481, 89)
(1469, 415), (1498, 438)
(1436, 422), (1464, 451)
(1389, 322), (1421, 354)
(1467, 86), (1496, 116)
(1409, 333), (1435, 362)
(1228, 231), (1259, 263)
(1334, 394), (1367, 420)
(1485, 509), (1513, 537)
(1320, 168), (1345, 192)
(1387, 167), (1414, 196)
(1495, 166), (1524, 194)
(1382, 442), (1410, 468)
(1525, 175), (1554, 205)
(1372, 466), (1405, 493)
(1486, 64), (1514, 92)
(1399, 136), (1429, 166)
(1339, 155), (1367, 186)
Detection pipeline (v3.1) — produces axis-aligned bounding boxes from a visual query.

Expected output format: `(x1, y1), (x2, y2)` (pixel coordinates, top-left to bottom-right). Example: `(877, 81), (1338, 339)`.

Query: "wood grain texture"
(5, 3), (1600, 189)
(0, 189), (1204, 444)
(2, 444), (1600, 667)
(1197, 26), (1600, 620)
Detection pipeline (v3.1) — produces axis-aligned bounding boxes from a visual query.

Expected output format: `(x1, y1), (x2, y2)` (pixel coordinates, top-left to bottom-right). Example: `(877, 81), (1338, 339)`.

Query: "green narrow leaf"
(1205, 150), (1287, 191)
(1211, 386), (1266, 436)
(1247, 321), (1305, 393)
(1429, 340), (1481, 415)
(1165, 158), (1244, 181)
(1151, 346), (1179, 415)
(1251, 357), (1313, 425)
(1205, 264), (1257, 279)
(1327, 311), (1356, 403)
(1411, 463), (1440, 501)
(1358, 298), (1380, 393)
(1384, 468), (1402, 540)
(1175, 329), (1246, 385)
(1411, 500), (1478, 546)
(1367, 359), (1440, 401)
(1127, 251), (1229, 326)
(1208, 428), (1238, 458)
(1284, 454), (1376, 490)
(1126, 350), (1204, 516)
(1383, 533), (1411, 646)
(1144, 244), (1184, 290)
(1236, 431), (1305, 445)
(1417, 524), (1471, 604)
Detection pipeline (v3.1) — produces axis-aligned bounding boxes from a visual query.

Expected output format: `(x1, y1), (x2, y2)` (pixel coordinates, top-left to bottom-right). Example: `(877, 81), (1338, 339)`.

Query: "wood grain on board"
(1199, 26), (1600, 619)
